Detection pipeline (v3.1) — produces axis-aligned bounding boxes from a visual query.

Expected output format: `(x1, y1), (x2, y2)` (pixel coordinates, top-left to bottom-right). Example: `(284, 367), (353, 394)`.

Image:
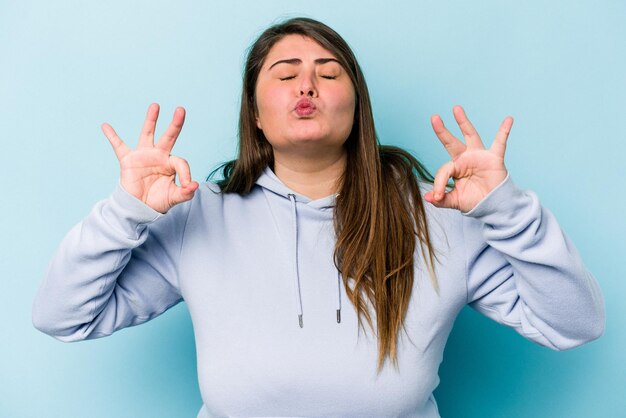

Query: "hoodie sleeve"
(462, 175), (605, 350)
(32, 184), (190, 342)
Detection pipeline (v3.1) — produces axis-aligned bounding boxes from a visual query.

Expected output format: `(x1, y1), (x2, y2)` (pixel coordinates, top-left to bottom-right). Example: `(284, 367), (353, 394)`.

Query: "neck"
(273, 150), (347, 200)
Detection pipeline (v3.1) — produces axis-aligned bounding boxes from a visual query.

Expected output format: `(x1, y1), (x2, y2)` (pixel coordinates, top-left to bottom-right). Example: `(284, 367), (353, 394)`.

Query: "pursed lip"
(294, 98), (317, 116)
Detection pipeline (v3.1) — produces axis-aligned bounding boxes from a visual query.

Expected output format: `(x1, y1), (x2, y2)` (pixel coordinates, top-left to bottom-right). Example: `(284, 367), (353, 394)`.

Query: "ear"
(256, 115), (262, 130)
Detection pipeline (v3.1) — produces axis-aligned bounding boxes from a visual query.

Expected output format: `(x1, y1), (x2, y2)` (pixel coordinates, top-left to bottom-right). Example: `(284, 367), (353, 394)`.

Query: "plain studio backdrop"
(1, 1), (624, 417)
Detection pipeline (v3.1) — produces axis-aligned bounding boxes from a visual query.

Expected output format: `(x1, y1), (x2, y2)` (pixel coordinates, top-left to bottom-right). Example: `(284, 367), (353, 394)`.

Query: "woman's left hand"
(424, 105), (514, 213)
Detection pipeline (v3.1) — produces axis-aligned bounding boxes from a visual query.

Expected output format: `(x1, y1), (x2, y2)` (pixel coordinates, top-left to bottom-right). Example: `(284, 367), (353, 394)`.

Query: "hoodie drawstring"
(336, 269), (342, 323)
(288, 193), (342, 328)
(288, 194), (304, 328)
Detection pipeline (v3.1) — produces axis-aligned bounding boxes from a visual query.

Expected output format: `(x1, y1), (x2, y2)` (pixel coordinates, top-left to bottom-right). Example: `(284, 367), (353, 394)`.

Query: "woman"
(33, 17), (605, 417)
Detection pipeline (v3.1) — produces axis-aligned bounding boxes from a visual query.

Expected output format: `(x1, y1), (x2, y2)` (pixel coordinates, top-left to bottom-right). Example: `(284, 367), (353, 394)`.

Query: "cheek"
(333, 85), (356, 120)
(256, 85), (288, 129)
(335, 87), (357, 138)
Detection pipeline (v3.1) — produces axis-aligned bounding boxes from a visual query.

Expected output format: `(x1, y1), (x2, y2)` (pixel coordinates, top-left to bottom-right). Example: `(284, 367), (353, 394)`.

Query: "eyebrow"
(268, 58), (340, 70)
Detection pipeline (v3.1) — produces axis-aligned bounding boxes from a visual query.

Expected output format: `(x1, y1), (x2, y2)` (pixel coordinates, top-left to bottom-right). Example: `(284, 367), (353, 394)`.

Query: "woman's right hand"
(101, 103), (199, 214)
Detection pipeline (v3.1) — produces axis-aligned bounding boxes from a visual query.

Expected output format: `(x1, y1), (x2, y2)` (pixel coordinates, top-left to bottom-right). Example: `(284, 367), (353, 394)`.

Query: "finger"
(169, 182), (198, 208)
(156, 107), (186, 152)
(425, 187), (458, 209)
(452, 105), (485, 149)
(138, 103), (160, 148)
(167, 156), (198, 207)
(101, 123), (131, 161)
(431, 114), (466, 159)
(490, 116), (514, 158)
(431, 161), (456, 202)
(169, 155), (194, 188)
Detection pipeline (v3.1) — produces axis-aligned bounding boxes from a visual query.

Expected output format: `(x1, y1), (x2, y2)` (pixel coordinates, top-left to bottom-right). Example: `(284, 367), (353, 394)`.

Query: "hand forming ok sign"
(424, 105), (514, 213)
(101, 103), (199, 214)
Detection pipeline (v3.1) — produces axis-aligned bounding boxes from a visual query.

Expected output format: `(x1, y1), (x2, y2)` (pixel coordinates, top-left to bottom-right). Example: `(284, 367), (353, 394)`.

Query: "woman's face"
(254, 35), (356, 158)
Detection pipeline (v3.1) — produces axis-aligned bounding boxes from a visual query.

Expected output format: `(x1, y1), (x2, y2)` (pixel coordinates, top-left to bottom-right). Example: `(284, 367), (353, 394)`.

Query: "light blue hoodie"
(33, 167), (605, 417)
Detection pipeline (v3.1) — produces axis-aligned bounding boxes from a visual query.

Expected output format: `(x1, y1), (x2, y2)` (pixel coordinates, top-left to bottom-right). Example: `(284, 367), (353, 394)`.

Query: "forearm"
(32, 185), (166, 341)
(465, 177), (605, 350)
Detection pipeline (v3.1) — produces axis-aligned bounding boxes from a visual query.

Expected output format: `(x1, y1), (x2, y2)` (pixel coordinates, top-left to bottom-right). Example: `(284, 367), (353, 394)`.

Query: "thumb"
(169, 181), (199, 207)
(167, 155), (198, 207)
(424, 189), (458, 210)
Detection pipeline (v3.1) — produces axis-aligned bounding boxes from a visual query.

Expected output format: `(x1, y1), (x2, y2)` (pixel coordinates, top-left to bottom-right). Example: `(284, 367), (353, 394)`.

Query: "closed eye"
(279, 76), (296, 81)
(321, 75), (337, 79)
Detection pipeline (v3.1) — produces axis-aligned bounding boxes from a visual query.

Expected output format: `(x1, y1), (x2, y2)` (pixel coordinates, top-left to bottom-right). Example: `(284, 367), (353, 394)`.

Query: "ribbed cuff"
(462, 175), (535, 228)
(105, 182), (163, 235)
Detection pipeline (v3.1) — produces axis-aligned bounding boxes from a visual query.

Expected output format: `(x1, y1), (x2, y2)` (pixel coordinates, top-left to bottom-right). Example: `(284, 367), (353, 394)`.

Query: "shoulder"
(184, 179), (266, 218)
(148, 181), (225, 229)
(423, 198), (466, 251)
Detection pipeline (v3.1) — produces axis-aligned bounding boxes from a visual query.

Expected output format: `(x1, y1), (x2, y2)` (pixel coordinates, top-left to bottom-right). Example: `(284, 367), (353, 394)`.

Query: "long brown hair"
(213, 17), (438, 370)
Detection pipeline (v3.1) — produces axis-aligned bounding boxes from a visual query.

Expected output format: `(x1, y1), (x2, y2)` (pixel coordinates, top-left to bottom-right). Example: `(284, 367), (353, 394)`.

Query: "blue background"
(1, 1), (624, 417)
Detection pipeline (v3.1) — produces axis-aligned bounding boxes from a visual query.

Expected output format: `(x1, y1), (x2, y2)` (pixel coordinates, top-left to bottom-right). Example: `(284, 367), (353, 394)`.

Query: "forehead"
(263, 35), (337, 66)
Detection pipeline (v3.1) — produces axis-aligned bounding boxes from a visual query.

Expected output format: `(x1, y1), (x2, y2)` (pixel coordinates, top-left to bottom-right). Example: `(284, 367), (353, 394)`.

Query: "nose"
(298, 72), (317, 97)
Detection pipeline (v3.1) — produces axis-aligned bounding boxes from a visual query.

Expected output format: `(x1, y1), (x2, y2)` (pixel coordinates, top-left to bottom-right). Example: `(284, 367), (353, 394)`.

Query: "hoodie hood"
(255, 166), (338, 210)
